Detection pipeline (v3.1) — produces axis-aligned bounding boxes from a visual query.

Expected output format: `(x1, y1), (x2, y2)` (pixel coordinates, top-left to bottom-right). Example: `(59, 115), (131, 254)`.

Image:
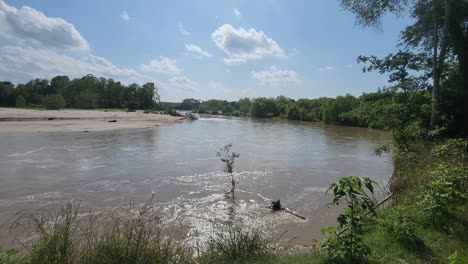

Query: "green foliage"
(15, 95), (26, 108)
(0, 82), (16, 107)
(448, 251), (468, 264)
(286, 103), (301, 120)
(0, 249), (19, 264)
(179, 98), (200, 110)
(419, 165), (468, 228)
(200, 226), (270, 264)
(1, 75), (161, 111)
(381, 206), (416, 244)
(8, 200), (193, 264)
(250, 98), (278, 118)
(431, 139), (468, 166)
(321, 176), (377, 263)
(42, 94), (66, 110)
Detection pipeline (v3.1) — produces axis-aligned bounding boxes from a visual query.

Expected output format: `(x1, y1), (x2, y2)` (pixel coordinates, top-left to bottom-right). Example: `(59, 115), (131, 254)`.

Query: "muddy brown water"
(0, 115), (393, 247)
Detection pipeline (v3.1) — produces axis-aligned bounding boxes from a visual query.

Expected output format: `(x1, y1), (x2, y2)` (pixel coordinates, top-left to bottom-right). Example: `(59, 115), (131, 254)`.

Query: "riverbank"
(0, 108), (185, 133)
(0, 139), (466, 263)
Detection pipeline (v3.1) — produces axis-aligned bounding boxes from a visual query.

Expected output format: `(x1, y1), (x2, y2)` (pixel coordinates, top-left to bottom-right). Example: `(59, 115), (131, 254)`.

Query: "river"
(0, 115), (393, 246)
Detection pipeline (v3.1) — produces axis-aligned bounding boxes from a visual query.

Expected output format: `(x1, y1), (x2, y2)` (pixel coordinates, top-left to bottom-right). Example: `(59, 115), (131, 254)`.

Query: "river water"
(0, 116), (393, 246)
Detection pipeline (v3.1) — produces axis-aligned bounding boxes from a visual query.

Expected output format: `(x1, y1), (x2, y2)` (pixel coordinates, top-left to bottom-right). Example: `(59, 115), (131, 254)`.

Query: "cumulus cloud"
(251, 65), (301, 86)
(0, 0), (90, 52)
(211, 24), (286, 65)
(185, 44), (212, 58)
(166, 75), (198, 91)
(120, 11), (129, 22)
(233, 8), (241, 17)
(178, 22), (190, 35)
(140, 57), (181, 75)
(0, 46), (149, 84)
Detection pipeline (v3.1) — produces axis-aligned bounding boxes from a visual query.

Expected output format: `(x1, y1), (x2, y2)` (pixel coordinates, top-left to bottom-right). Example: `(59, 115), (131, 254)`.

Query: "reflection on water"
(0, 116), (393, 246)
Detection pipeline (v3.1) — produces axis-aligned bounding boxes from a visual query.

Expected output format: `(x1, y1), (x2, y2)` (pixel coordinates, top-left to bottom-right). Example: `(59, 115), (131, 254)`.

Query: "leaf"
(321, 226), (339, 235)
(6, 249), (17, 256)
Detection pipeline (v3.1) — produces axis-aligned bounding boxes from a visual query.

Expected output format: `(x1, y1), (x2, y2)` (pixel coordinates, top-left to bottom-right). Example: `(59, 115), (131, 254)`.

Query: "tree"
(340, 0), (468, 132)
(179, 98), (200, 110)
(42, 94), (66, 110)
(138, 82), (157, 109)
(238, 97), (252, 115)
(286, 103), (301, 120)
(0, 82), (16, 107)
(16, 95), (26, 108)
(217, 144), (240, 199)
(49, 76), (70, 95)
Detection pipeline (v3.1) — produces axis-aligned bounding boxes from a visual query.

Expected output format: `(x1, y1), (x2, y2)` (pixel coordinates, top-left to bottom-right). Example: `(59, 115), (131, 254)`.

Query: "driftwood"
(269, 200), (306, 220)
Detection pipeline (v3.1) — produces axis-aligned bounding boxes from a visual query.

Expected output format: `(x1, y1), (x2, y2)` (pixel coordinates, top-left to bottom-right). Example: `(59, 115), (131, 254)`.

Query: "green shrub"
(42, 94), (66, 110)
(420, 165), (467, 228)
(321, 176), (377, 263)
(127, 102), (137, 112)
(381, 207), (416, 244)
(200, 226), (270, 264)
(432, 139), (468, 166)
(15, 95), (27, 108)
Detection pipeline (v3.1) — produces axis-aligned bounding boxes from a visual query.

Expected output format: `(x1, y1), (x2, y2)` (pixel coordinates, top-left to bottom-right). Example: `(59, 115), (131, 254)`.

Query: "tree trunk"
(430, 0), (439, 128)
(430, 0), (451, 128)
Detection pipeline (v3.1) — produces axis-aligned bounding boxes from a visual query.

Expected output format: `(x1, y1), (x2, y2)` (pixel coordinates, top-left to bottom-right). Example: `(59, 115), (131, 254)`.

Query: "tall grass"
(4, 198), (194, 264)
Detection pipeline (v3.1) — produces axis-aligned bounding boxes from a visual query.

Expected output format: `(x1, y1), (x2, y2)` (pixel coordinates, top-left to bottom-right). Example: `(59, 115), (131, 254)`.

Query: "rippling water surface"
(0, 116), (393, 246)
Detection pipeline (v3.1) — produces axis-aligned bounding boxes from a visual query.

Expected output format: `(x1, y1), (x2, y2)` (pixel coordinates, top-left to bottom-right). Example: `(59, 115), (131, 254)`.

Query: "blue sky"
(0, 0), (410, 102)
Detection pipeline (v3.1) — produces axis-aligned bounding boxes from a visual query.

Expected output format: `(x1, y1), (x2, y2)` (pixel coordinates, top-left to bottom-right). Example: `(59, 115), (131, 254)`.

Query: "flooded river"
(0, 116), (393, 246)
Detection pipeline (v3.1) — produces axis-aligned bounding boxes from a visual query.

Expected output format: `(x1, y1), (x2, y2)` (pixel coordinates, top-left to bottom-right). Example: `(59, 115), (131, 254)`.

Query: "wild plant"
(217, 144), (240, 199)
(381, 206), (416, 244)
(420, 165), (468, 229)
(321, 176), (378, 264)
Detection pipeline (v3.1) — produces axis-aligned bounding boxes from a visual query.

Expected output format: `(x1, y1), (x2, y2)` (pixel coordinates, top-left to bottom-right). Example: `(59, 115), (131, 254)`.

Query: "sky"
(0, 0), (411, 102)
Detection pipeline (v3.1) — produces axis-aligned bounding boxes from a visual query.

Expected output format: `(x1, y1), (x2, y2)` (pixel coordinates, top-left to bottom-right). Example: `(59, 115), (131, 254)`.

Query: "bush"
(321, 176), (377, 263)
(420, 165), (467, 228)
(15, 95), (26, 108)
(381, 206), (416, 244)
(200, 226), (270, 264)
(127, 102), (137, 112)
(42, 94), (66, 110)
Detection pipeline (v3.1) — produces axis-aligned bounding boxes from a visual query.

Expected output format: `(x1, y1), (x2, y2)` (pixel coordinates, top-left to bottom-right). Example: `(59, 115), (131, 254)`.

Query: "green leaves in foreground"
(321, 176), (378, 264)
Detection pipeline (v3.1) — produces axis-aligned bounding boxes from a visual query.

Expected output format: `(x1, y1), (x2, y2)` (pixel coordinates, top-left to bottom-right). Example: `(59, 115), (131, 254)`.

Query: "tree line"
(0, 75), (160, 110)
(180, 90), (429, 130)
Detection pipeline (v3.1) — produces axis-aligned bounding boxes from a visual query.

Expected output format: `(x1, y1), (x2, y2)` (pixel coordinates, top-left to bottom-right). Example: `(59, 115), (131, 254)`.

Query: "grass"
(1, 140), (467, 264)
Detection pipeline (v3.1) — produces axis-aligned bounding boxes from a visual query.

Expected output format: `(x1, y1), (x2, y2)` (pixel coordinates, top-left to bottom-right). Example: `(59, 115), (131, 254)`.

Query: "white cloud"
(0, 46), (149, 84)
(233, 8), (241, 17)
(0, 0), (90, 52)
(140, 57), (181, 75)
(211, 24), (286, 65)
(166, 75), (198, 91)
(185, 44), (212, 58)
(208, 80), (222, 89)
(120, 11), (129, 22)
(319, 66), (334, 71)
(178, 22), (190, 36)
(251, 65), (301, 86)
(344, 64), (353, 68)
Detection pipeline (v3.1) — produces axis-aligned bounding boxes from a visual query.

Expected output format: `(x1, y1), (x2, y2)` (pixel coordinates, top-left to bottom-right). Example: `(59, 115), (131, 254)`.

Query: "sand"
(0, 108), (185, 133)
